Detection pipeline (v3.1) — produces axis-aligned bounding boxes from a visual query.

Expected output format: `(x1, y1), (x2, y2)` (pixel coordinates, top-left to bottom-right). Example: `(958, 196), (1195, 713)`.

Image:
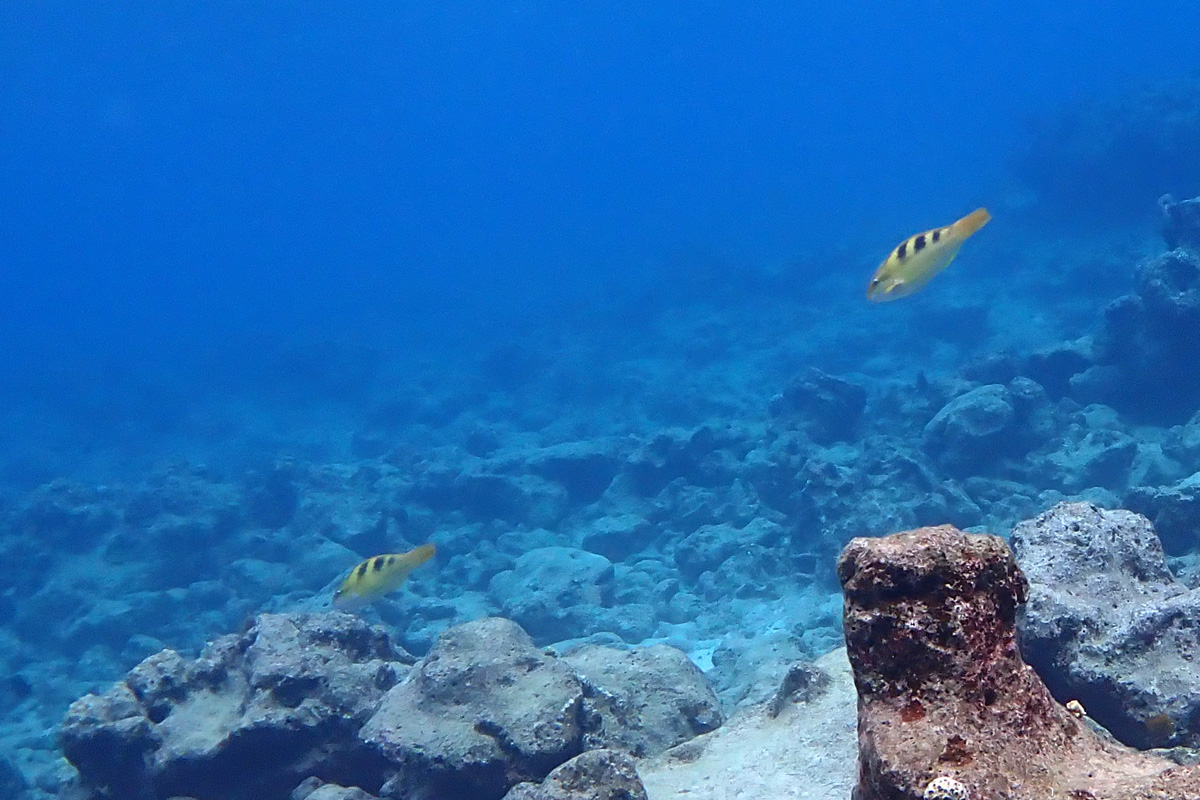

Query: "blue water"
(3, 4), (1198, 447)
(3, 3), (1200, 798)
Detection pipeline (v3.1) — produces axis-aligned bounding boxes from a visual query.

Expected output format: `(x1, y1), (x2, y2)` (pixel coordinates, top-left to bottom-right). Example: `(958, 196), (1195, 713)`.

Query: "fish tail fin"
(408, 542), (436, 565)
(953, 207), (991, 238)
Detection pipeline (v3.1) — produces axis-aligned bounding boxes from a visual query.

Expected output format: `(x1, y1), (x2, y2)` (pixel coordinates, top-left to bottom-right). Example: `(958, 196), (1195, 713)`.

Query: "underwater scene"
(4, 3), (1200, 799)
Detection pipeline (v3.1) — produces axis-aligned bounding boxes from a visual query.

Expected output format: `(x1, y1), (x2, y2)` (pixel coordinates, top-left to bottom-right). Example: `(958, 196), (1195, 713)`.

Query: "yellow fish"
(332, 543), (436, 611)
(866, 208), (991, 302)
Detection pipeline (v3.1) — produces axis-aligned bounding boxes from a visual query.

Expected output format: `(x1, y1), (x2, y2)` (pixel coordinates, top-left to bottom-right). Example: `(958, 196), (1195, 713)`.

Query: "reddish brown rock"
(837, 525), (1200, 800)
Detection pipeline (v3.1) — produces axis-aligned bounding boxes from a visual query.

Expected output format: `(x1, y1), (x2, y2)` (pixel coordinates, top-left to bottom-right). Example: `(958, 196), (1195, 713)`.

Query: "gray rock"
(60, 612), (406, 800)
(1043, 423), (1138, 491)
(361, 617), (585, 800)
(672, 518), (783, 583)
(1125, 470), (1200, 554)
(501, 749), (648, 800)
(524, 440), (624, 504)
(489, 548), (616, 642)
(922, 384), (1017, 475)
(580, 514), (653, 561)
(1012, 501), (1200, 748)
(563, 645), (723, 757)
(767, 368), (867, 445)
(1083, 248), (1200, 424)
(707, 629), (811, 709)
(292, 778), (380, 800)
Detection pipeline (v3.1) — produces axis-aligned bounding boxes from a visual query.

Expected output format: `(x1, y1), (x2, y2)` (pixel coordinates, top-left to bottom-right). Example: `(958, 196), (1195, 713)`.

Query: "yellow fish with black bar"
(866, 207), (991, 302)
(332, 543), (436, 611)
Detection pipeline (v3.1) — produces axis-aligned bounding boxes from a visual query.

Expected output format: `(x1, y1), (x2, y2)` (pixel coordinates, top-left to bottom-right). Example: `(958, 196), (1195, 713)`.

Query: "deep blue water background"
(5, 5), (1200, 797)
(3, 2), (1200, 488)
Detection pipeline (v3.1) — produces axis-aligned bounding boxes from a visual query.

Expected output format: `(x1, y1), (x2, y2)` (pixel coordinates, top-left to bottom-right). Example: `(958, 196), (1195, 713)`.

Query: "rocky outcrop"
(1012, 502), (1200, 748)
(360, 617), (587, 800)
(1125, 470), (1200, 555)
(60, 613), (716, 800)
(1161, 193), (1200, 251)
(767, 368), (867, 444)
(838, 524), (1200, 800)
(563, 644), (723, 756)
(1074, 245), (1200, 424)
(60, 612), (409, 800)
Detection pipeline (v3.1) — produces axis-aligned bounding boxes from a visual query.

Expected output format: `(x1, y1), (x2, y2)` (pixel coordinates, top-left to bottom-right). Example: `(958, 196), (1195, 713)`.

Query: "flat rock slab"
(637, 648), (856, 800)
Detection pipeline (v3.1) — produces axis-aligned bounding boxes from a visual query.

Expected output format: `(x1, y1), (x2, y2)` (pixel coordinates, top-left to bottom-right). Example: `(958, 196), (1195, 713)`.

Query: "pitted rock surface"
(60, 612), (408, 800)
(838, 524), (1200, 800)
(501, 749), (648, 800)
(1012, 501), (1200, 748)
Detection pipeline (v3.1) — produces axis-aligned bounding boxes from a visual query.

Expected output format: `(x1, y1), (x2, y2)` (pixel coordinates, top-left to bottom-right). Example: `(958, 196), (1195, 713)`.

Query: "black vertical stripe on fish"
(932, 229), (941, 243)
(914, 233), (927, 251)
(356, 562), (370, 578)
(372, 557), (386, 572)
(385, 556), (396, 566)
(896, 241), (907, 259)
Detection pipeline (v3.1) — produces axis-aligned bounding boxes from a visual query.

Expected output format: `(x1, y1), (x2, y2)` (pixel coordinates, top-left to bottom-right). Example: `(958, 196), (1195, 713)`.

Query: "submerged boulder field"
(59, 613), (723, 800)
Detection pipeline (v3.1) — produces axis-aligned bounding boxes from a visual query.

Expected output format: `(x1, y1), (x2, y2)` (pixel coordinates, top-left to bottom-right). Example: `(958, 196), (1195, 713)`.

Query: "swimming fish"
(866, 208), (991, 302)
(332, 543), (436, 611)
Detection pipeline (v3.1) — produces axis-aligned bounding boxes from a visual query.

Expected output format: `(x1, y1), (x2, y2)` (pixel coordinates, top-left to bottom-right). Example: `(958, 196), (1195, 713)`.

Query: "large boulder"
(1078, 247), (1200, 423)
(767, 368), (867, 445)
(359, 617), (586, 800)
(838, 524), (1200, 800)
(1012, 502), (1200, 748)
(921, 383), (1046, 479)
(59, 612), (409, 800)
(562, 644), (723, 757)
(488, 548), (616, 642)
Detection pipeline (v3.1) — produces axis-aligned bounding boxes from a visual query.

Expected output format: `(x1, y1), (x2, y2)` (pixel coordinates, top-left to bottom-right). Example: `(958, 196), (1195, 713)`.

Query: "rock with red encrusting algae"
(837, 524), (1200, 800)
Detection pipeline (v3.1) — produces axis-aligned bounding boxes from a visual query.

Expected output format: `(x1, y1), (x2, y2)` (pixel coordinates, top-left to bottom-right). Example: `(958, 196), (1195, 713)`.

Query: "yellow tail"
(953, 207), (991, 238)
(406, 542), (436, 565)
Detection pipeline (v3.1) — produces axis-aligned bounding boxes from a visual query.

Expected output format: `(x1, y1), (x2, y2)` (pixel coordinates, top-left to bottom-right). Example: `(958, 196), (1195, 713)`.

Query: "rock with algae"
(838, 524), (1200, 800)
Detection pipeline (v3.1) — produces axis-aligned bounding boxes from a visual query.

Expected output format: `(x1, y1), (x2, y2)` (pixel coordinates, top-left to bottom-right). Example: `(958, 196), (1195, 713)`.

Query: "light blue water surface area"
(2, 2), (1200, 798)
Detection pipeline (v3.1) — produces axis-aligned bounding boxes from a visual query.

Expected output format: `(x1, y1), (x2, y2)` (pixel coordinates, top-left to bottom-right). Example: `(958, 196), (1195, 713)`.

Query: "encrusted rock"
(501, 749), (648, 800)
(360, 617), (585, 800)
(838, 524), (1200, 800)
(1012, 502), (1200, 748)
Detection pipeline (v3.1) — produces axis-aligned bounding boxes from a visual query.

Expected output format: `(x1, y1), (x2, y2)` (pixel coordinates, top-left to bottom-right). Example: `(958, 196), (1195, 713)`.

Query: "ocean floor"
(0, 217), (1198, 797)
